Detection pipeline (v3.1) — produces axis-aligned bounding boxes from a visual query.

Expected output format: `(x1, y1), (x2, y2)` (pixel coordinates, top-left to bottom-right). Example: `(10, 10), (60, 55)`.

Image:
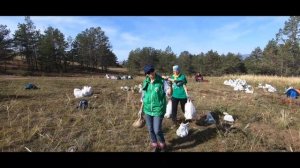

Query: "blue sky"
(0, 16), (288, 62)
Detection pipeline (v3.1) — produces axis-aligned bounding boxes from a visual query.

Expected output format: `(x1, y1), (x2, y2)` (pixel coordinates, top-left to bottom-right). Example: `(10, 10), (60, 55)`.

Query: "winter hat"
(173, 65), (180, 72)
(144, 65), (155, 75)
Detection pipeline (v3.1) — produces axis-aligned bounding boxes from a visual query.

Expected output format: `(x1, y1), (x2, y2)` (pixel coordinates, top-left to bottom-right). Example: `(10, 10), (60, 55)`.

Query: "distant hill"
(0, 57), (128, 76)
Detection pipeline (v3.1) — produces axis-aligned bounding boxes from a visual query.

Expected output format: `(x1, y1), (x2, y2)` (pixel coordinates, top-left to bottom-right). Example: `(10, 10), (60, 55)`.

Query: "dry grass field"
(1, 73), (300, 152)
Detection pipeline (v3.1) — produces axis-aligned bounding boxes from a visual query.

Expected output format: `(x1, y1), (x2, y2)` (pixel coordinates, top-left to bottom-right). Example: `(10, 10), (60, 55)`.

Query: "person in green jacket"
(166, 65), (190, 127)
(142, 64), (172, 152)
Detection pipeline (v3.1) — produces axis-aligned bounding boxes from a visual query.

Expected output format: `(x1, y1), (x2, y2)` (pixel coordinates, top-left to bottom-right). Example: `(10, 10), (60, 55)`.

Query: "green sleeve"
(142, 77), (149, 90)
(183, 75), (187, 85)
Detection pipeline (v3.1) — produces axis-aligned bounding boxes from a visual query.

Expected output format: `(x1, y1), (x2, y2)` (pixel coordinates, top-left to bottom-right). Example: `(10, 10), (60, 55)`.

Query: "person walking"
(167, 65), (190, 128)
(141, 64), (172, 152)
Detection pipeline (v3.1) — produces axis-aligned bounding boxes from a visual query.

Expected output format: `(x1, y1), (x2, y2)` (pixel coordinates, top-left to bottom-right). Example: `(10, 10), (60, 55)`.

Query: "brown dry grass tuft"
(1, 74), (300, 151)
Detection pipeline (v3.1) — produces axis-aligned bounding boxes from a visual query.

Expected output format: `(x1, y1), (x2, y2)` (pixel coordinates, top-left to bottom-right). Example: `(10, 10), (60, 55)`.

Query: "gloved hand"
(175, 80), (184, 86)
(164, 76), (170, 80)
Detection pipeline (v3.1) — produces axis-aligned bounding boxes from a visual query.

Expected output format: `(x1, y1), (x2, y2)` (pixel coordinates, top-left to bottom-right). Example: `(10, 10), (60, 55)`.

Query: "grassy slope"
(1, 74), (300, 152)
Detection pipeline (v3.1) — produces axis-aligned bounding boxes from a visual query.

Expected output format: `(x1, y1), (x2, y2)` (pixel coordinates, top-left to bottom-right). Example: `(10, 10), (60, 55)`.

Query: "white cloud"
(28, 17), (118, 37)
(120, 32), (141, 45)
(101, 25), (118, 38)
(31, 16), (89, 26)
(218, 22), (240, 31)
(212, 22), (252, 42)
(30, 16), (93, 37)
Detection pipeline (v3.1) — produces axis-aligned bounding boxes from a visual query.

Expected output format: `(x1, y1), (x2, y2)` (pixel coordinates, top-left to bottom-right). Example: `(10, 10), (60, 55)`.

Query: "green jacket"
(171, 73), (188, 99)
(142, 74), (166, 117)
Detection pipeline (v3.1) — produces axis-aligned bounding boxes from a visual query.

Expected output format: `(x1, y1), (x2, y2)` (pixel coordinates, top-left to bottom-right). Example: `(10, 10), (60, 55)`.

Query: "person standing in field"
(166, 65), (190, 128)
(195, 72), (203, 82)
(141, 64), (172, 152)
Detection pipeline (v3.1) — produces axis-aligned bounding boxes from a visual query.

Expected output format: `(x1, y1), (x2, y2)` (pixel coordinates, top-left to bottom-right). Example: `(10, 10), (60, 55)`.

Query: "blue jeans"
(144, 114), (165, 143)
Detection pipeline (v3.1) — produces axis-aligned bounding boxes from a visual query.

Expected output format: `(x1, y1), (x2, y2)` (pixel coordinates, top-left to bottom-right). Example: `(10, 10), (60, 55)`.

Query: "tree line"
(0, 16), (117, 73)
(125, 16), (300, 76)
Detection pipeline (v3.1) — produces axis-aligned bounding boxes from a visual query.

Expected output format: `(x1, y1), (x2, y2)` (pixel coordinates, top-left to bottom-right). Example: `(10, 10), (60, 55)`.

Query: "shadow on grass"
(168, 127), (218, 151)
(0, 94), (32, 102)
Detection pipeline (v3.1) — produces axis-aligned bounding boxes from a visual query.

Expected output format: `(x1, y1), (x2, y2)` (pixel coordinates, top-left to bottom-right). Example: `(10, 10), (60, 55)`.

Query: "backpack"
(285, 88), (299, 99)
(78, 99), (88, 109)
(25, 83), (38, 89)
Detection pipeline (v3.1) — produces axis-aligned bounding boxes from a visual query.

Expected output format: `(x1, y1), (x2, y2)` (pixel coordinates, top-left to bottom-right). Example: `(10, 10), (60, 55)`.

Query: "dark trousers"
(171, 97), (187, 123)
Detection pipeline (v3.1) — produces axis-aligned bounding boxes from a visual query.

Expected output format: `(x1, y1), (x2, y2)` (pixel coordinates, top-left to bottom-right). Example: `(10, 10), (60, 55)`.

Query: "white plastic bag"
(74, 88), (83, 98)
(164, 100), (172, 118)
(74, 86), (93, 98)
(163, 80), (172, 98)
(82, 86), (93, 97)
(176, 122), (189, 137)
(163, 80), (169, 93)
(224, 114), (234, 122)
(184, 99), (196, 120)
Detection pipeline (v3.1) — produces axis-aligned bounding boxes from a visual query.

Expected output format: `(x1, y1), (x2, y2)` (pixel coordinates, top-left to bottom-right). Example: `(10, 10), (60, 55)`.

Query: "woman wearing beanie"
(167, 65), (190, 128)
(141, 64), (172, 152)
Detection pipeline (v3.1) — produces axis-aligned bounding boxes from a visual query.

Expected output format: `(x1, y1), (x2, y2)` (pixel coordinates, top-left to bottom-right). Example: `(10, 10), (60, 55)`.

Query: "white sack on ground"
(74, 88), (83, 98)
(176, 122), (189, 137)
(74, 86), (93, 98)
